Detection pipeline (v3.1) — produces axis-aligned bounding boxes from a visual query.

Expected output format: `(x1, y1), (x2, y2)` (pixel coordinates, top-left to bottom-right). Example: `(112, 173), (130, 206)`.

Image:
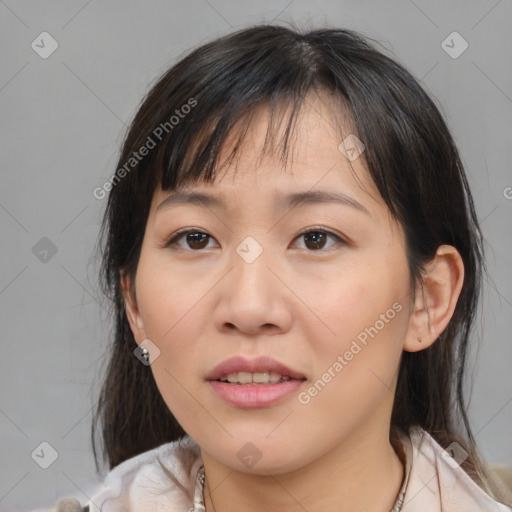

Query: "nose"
(212, 245), (293, 337)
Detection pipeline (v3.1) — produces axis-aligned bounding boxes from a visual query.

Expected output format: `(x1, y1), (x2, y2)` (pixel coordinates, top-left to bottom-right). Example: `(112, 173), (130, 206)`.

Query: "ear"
(120, 271), (147, 344)
(403, 245), (464, 353)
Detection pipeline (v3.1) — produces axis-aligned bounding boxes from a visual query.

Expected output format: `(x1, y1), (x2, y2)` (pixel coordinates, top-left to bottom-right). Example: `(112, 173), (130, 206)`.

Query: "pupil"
(187, 232), (208, 249)
(306, 232), (325, 250)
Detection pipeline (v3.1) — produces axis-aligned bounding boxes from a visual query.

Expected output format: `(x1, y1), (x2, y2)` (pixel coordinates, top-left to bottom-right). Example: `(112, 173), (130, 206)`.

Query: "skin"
(122, 92), (464, 512)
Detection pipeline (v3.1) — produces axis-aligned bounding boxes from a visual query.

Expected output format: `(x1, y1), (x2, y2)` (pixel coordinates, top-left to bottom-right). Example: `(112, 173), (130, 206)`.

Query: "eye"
(293, 227), (345, 251)
(166, 227), (345, 252)
(166, 229), (217, 251)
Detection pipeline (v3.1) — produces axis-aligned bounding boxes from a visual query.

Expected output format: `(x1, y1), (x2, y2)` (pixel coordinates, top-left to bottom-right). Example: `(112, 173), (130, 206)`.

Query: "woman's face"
(125, 96), (415, 474)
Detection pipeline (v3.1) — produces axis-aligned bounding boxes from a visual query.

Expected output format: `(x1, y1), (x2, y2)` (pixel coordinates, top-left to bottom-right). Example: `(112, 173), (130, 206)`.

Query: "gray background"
(1, 1), (511, 510)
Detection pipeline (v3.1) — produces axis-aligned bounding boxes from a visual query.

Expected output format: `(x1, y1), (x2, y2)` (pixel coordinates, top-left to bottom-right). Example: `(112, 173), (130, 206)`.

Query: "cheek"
(297, 297), (407, 442)
(133, 253), (214, 414)
(308, 260), (407, 349)
(135, 249), (208, 345)
(302, 254), (409, 403)
(310, 287), (406, 398)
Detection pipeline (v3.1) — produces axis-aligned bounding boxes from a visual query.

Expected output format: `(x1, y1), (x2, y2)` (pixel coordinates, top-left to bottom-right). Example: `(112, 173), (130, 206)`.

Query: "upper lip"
(206, 356), (307, 381)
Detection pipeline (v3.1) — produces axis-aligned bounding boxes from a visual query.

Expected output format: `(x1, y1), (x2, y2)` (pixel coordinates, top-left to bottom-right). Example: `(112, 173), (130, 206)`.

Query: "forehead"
(153, 92), (382, 212)
(158, 92), (379, 198)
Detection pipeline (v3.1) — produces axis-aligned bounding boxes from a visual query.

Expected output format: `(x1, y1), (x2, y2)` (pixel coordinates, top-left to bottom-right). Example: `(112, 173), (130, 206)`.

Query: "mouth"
(206, 356), (307, 408)
(206, 355), (307, 383)
(216, 371), (302, 385)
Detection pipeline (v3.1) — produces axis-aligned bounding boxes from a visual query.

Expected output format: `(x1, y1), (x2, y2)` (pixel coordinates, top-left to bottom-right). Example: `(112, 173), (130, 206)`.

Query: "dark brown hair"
(91, 23), (508, 503)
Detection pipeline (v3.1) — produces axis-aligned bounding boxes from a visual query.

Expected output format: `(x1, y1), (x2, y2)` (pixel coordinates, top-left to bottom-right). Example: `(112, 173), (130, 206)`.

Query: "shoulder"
(400, 427), (511, 512)
(35, 498), (89, 512)
(41, 436), (202, 512)
(30, 498), (89, 512)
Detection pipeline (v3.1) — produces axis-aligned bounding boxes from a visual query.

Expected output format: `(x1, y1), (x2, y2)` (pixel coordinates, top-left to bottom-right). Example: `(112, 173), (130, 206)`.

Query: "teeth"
(238, 372), (252, 384)
(227, 373), (239, 383)
(219, 371), (292, 384)
(252, 371), (269, 383)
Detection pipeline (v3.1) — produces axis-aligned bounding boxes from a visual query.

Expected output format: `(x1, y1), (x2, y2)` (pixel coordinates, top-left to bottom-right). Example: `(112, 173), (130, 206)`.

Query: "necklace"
(192, 464), (206, 512)
(191, 455), (408, 512)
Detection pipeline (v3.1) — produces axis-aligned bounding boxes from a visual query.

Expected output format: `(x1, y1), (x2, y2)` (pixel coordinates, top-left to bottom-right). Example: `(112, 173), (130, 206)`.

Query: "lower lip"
(209, 379), (305, 409)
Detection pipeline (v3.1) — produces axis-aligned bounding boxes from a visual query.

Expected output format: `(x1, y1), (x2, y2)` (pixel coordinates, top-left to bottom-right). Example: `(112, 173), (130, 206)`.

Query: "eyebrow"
(156, 189), (369, 215)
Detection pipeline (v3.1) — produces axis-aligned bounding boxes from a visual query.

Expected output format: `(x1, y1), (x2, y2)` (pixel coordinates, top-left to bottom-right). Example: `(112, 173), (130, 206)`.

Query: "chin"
(201, 435), (312, 475)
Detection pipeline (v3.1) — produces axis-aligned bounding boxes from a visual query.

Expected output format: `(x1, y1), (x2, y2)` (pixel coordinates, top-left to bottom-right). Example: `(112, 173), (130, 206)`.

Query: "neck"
(201, 423), (404, 512)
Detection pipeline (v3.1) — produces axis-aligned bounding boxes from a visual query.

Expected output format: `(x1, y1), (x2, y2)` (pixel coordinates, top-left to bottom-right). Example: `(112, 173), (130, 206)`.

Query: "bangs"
(142, 27), (352, 194)
(155, 88), (357, 193)
(114, 25), (404, 218)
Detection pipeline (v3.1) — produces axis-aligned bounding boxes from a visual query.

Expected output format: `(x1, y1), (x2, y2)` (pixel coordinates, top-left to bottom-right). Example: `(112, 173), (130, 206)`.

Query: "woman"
(44, 23), (511, 512)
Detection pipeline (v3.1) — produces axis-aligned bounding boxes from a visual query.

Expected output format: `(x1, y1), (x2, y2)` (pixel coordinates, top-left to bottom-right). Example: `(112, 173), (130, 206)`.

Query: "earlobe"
(403, 245), (464, 353)
(120, 272), (146, 342)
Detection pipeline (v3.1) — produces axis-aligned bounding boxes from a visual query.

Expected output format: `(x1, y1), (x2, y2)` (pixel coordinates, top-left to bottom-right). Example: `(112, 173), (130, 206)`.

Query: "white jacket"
(40, 427), (511, 511)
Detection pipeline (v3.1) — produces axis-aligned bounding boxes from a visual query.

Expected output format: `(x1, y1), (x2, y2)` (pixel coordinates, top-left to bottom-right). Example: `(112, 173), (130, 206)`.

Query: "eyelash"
(165, 227), (346, 252)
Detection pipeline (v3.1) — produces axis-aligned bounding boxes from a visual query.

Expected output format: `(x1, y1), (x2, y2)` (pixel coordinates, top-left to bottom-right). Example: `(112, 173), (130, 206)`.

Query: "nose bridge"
(231, 233), (276, 300)
(213, 232), (291, 334)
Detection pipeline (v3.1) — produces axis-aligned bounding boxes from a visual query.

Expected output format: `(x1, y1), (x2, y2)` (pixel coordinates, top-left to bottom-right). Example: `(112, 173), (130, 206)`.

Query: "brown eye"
(166, 230), (215, 250)
(294, 229), (344, 251)
(303, 231), (327, 250)
(166, 227), (345, 252)
(185, 232), (210, 249)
